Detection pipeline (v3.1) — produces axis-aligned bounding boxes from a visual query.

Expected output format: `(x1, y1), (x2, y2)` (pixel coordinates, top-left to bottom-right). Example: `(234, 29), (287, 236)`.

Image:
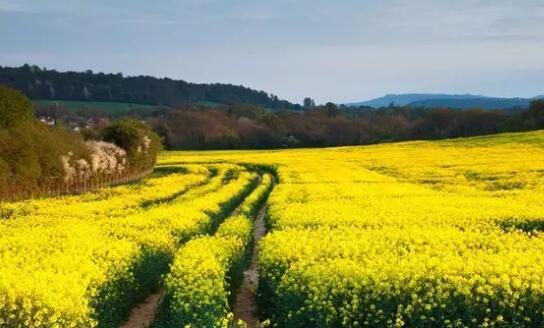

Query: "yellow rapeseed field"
(164, 130), (544, 327)
(2, 130), (544, 327)
(0, 164), (261, 327)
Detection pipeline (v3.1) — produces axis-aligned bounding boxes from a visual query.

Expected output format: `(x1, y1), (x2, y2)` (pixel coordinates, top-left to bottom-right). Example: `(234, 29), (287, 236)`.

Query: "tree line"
(0, 86), (160, 200)
(33, 94), (544, 150)
(0, 64), (296, 109)
(142, 101), (544, 150)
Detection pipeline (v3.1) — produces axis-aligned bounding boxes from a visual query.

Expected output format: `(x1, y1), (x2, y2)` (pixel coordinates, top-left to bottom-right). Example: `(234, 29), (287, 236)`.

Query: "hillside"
(0, 64), (296, 109)
(409, 96), (540, 109)
(345, 93), (483, 107)
(347, 93), (543, 109)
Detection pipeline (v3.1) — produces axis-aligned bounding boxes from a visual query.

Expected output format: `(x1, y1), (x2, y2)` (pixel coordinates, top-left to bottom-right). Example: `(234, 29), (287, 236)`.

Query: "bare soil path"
(232, 199), (270, 327)
(118, 173), (272, 328)
(119, 291), (162, 328)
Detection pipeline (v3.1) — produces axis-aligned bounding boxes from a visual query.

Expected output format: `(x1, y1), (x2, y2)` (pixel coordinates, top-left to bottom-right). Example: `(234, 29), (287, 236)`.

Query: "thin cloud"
(0, 0), (543, 103)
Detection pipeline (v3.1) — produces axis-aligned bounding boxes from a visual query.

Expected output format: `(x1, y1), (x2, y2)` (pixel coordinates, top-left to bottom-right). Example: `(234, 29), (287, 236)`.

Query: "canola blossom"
(0, 164), (259, 327)
(155, 174), (274, 328)
(2, 130), (544, 327)
(163, 131), (544, 327)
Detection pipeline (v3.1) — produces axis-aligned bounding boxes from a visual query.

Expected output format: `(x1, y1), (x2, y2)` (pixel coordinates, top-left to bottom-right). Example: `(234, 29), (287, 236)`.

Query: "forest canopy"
(0, 64), (296, 109)
(146, 101), (544, 150)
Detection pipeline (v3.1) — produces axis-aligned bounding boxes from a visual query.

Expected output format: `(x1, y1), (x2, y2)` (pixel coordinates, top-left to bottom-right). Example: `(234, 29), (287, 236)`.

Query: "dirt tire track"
(118, 172), (264, 328)
(233, 182), (273, 328)
(119, 291), (162, 328)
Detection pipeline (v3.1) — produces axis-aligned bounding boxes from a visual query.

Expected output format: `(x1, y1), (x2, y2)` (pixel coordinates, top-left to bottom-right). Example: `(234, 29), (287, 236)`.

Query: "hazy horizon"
(1, 0), (543, 104)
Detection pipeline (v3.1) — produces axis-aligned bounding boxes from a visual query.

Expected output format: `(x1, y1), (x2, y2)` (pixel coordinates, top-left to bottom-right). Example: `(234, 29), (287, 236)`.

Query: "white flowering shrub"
(88, 141), (127, 176)
(60, 141), (129, 191)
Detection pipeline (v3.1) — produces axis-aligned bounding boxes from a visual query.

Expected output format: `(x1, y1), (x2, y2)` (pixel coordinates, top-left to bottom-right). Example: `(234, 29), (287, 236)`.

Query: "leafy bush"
(102, 119), (161, 171)
(0, 85), (34, 128)
(0, 120), (90, 198)
(0, 86), (161, 199)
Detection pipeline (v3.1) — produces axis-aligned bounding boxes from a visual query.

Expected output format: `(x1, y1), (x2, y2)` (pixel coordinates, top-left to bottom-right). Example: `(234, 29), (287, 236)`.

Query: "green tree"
(526, 99), (544, 128)
(325, 102), (341, 117)
(0, 85), (34, 128)
(303, 97), (315, 109)
(102, 119), (161, 170)
(260, 113), (285, 132)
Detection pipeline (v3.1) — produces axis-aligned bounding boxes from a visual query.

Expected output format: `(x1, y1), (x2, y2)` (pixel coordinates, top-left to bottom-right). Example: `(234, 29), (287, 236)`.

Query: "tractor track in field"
(233, 177), (275, 328)
(119, 291), (162, 328)
(118, 173), (269, 328)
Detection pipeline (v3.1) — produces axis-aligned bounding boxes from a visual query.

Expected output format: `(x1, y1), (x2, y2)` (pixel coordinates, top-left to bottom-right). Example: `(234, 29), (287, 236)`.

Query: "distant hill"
(410, 97), (541, 110)
(346, 94), (543, 109)
(345, 94), (484, 107)
(0, 64), (296, 109)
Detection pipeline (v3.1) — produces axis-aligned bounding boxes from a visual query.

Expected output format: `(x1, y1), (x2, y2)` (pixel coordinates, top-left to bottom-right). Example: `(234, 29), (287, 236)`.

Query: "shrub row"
(0, 85), (161, 200)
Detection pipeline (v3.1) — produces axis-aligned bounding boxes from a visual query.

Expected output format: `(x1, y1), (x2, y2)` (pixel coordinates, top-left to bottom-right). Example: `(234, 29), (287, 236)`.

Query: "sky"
(1, 0), (543, 104)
